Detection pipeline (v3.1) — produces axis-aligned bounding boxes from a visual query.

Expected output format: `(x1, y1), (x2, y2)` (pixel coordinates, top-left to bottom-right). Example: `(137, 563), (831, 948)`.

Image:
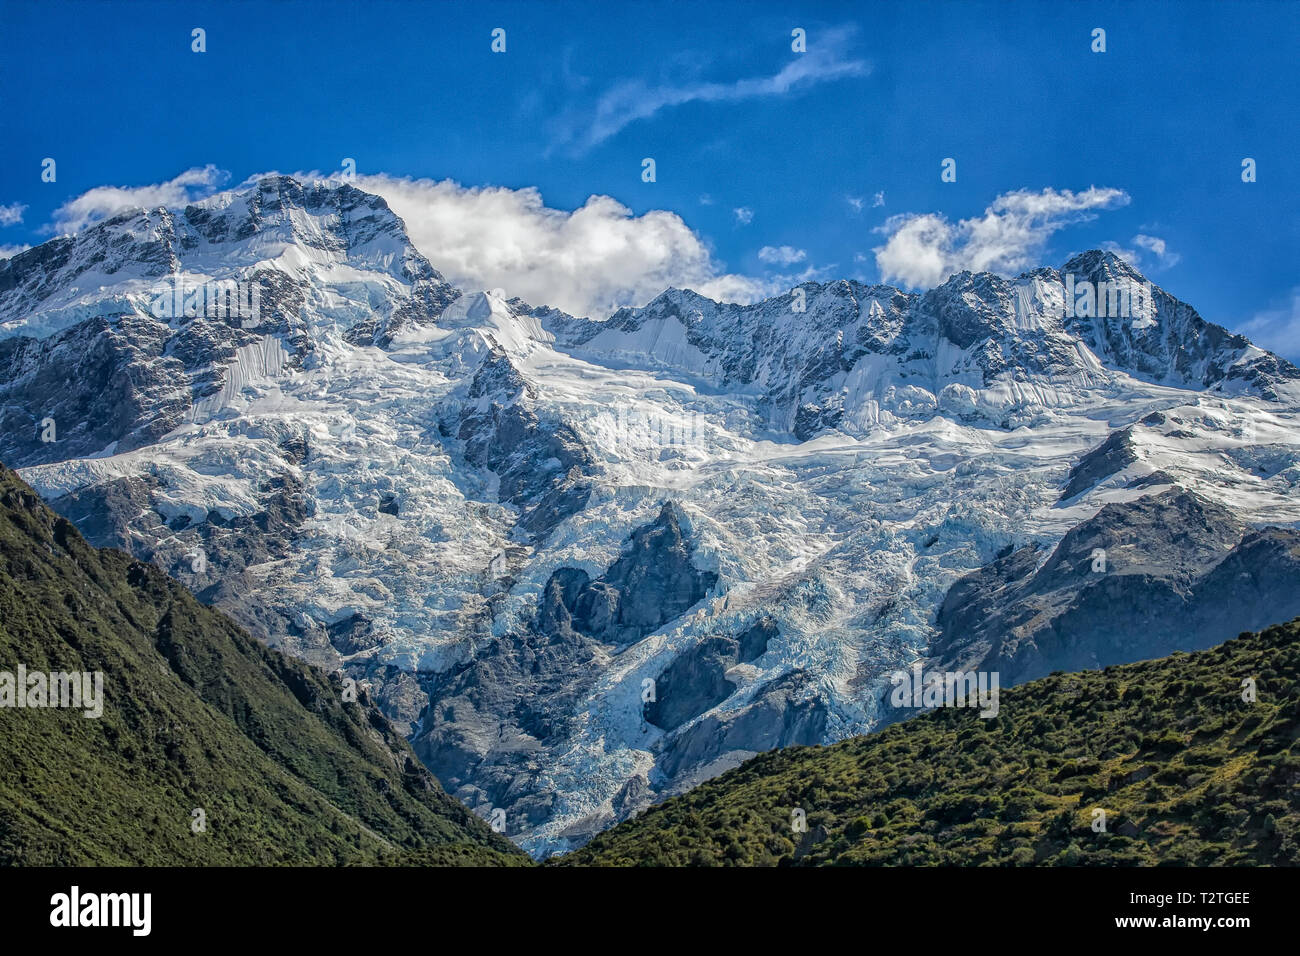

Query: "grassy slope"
(563, 620), (1300, 866)
(0, 465), (526, 865)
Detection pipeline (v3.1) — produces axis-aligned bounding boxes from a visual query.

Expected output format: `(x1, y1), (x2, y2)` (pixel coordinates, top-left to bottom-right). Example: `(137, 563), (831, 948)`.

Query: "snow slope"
(3, 176), (1298, 856)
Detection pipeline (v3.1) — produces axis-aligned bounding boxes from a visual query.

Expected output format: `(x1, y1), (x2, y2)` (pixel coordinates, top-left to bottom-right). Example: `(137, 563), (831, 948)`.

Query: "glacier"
(1, 175), (1298, 856)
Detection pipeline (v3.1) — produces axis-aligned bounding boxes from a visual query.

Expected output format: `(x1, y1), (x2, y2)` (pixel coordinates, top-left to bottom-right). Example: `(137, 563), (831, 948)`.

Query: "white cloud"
(0, 243), (31, 260)
(40, 166), (780, 318)
(694, 272), (780, 304)
(847, 192), (884, 214)
(873, 186), (1131, 288)
(355, 173), (774, 318)
(549, 25), (868, 153)
(733, 206), (754, 225)
(1239, 287), (1300, 362)
(1099, 241), (1140, 265)
(46, 165), (229, 235)
(1133, 233), (1180, 267)
(0, 203), (27, 227)
(758, 245), (807, 266)
(1102, 233), (1180, 271)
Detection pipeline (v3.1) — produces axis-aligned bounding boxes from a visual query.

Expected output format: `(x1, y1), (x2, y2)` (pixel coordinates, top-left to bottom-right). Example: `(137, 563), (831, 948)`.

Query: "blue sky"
(1, 0), (1297, 356)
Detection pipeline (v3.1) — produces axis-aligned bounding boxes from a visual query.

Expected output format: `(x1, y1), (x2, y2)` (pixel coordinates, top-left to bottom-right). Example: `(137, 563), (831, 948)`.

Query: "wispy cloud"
(758, 245), (806, 266)
(1101, 234), (1179, 271)
(549, 25), (869, 154)
(1239, 287), (1300, 362)
(873, 186), (1131, 288)
(0, 243), (31, 260)
(45, 165), (229, 235)
(1133, 233), (1180, 267)
(847, 191), (885, 215)
(733, 206), (754, 225)
(0, 203), (27, 227)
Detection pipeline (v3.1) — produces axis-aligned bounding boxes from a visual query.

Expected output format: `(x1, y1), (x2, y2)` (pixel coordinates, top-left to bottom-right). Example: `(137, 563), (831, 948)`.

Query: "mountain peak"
(1061, 248), (1147, 283)
(0, 175), (451, 342)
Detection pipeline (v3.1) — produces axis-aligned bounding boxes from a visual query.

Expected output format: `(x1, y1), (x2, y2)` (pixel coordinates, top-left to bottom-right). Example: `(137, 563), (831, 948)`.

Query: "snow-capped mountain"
(3, 175), (1299, 857)
(536, 250), (1296, 438)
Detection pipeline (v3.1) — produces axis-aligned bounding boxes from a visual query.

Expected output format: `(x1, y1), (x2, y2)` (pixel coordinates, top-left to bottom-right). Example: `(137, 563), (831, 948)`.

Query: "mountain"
(2, 174), (1299, 856)
(561, 618), (1300, 866)
(932, 488), (1300, 685)
(0, 175), (457, 469)
(0, 464), (524, 865)
(535, 249), (1298, 438)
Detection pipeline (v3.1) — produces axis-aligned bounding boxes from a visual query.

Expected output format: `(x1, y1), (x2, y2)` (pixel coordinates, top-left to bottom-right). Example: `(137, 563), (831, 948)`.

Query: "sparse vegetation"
(0, 466), (525, 866)
(562, 620), (1300, 866)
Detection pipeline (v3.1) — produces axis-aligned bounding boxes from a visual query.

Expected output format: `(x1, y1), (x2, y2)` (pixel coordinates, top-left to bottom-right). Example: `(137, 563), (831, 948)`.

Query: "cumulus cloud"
(355, 173), (774, 318)
(758, 245), (807, 266)
(46, 165), (229, 235)
(873, 186), (1131, 288)
(549, 25), (868, 154)
(41, 166), (784, 318)
(0, 203), (27, 227)
(733, 206), (754, 225)
(1239, 288), (1300, 362)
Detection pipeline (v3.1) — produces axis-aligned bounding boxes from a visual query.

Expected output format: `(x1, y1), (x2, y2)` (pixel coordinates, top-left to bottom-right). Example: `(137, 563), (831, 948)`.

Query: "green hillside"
(563, 620), (1300, 866)
(0, 465), (525, 866)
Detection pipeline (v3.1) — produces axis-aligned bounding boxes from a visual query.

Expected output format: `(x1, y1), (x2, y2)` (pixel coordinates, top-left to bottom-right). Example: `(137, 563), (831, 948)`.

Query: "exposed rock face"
(1061, 250), (1299, 399)
(655, 669), (829, 783)
(411, 500), (720, 834)
(0, 315), (189, 467)
(541, 502), (718, 645)
(414, 617), (600, 832)
(451, 349), (594, 541)
(646, 636), (742, 733)
(646, 615), (776, 732)
(45, 473), (165, 548)
(327, 612), (385, 655)
(49, 468), (315, 658)
(1060, 427), (1139, 500)
(932, 488), (1300, 685)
